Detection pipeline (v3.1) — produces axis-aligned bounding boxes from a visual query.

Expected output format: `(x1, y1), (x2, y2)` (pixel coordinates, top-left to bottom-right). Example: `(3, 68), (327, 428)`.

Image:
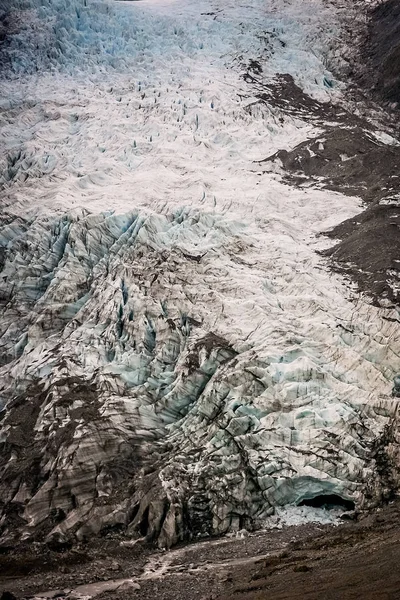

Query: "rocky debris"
(259, 126), (400, 205)
(30, 578), (141, 599)
(322, 199), (400, 306)
(243, 73), (335, 122)
(257, 121), (400, 307)
(5, 500), (400, 600)
(242, 72), (362, 126)
(0, 534), (149, 598)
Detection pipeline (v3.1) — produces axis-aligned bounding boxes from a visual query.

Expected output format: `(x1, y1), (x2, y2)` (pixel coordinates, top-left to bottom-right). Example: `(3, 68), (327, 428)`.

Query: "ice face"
(1, 0), (342, 97)
(0, 207), (398, 547)
(0, 0), (399, 549)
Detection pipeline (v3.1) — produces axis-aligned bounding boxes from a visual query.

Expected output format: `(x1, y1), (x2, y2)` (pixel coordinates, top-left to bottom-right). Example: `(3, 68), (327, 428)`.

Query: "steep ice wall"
(0, 207), (398, 547)
(0, 0), (344, 93)
(0, 0), (399, 549)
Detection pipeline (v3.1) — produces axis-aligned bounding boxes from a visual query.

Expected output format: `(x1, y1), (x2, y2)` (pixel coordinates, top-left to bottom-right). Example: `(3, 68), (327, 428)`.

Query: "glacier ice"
(0, 207), (398, 548)
(0, 0), (399, 549)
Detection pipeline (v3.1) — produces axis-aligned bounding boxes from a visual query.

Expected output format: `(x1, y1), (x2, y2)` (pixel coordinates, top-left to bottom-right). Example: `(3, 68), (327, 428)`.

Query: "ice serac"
(0, 207), (398, 548)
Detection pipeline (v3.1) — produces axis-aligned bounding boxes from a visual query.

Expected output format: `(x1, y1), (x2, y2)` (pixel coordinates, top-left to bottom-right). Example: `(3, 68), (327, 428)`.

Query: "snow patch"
(265, 505), (344, 529)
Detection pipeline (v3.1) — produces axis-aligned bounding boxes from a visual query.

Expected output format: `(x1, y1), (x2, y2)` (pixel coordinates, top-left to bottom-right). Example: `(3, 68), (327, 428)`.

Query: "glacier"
(0, 0), (399, 550)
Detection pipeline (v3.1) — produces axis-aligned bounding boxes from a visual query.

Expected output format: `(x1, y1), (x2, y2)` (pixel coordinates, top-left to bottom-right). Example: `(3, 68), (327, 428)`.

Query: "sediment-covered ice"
(0, 0), (399, 548)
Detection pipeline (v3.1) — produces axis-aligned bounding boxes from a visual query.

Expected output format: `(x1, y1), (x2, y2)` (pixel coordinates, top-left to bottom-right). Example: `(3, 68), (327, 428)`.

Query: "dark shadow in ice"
(298, 494), (355, 512)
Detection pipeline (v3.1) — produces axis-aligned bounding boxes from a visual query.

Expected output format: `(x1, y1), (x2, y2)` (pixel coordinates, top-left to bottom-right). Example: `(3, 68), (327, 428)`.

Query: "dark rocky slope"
(360, 0), (400, 108)
(259, 122), (400, 306)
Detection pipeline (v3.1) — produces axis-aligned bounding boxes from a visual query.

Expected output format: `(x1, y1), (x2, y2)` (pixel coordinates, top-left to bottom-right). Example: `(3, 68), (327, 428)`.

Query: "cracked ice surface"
(0, 0), (399, 547)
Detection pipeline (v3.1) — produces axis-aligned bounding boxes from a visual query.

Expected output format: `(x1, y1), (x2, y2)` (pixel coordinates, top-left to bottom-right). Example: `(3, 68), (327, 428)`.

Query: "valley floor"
(2, 501), (400, 600)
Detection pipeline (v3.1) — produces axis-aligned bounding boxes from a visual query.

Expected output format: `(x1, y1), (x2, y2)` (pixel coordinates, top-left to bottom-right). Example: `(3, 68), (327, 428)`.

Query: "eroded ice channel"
(0, 0), (399, 548)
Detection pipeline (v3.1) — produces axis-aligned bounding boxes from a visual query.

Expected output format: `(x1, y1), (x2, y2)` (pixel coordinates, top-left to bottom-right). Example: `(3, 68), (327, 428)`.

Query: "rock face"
(361, 0), (400, 107)
(0, 208), (398, 548)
